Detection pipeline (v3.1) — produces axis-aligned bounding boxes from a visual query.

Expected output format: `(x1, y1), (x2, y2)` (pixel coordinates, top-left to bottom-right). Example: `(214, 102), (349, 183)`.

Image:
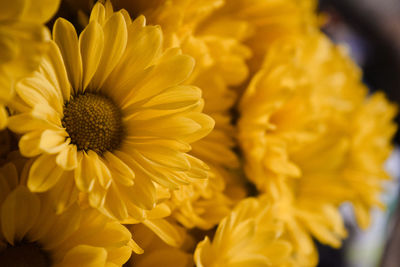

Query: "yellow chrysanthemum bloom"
(107, 0), (249, 228)
(194, 196), (293, 267)
(341, 92), (397, 229)
(239, 32), (397, 265)
(0, 0), (60, 128)
(7, 1), (214, 221)
(127, 223), (193, 267)
(0, 163), (136, 267)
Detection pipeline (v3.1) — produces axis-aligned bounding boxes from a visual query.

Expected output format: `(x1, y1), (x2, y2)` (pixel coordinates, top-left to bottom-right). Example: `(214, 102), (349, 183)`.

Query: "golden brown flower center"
(62, 92), (124, 154)
(0, 241), (51, 267)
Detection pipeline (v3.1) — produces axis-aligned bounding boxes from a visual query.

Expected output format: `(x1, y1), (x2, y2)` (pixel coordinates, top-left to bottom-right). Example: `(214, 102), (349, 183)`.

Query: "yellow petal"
(41, 203), (81, 250)
(59, 245), (107, 267)
(8, 113), (55, 133)
(181, 112), (215, 143)
(74, 152), (95, 192)
(20, 0), (60, 23)
(53, 18), (82, 92)
(47, 171), (78, 214)
(90, 11), (127, 90)
(104, 184), (128, 220)
(114, 150), (156, 210)
(105, 24), (162, 101)
(28, 154), (64, 192)
(18, 131), (43, 157)
(104, 152), (135, 187)
(0, 0), (24, 20)
(88, 180), (107, 208)
(56, 144), (78, 170)
(79, 21), (104, 90)
(142, 86), (201, 110)
(1, 186), (40, 245)
(134, 248), (192, 267)
(354, 202), (371, 230)
(0, 105), (7, 129)
(41, 41), (71, 101)
(126, 115), (202, 139)
(16, 76), (63, 114)
(82, 221), (131, 247)
(89, 2), (105, 25)
(107, 246), (134, 265)
(39, 129), (68, 154)
(126, 54), (194, 104)
(89, 151), (112, 188)
(143, 219), (185, 247)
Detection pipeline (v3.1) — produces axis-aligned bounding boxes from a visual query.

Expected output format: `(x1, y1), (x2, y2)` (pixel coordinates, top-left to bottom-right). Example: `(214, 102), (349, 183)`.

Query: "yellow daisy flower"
(7, 1), (214, 221)
(0, 0), (60, 128)
(0, 162), (136, 267)
(238, 33), (382, 264)
(194, 196), (293, 267)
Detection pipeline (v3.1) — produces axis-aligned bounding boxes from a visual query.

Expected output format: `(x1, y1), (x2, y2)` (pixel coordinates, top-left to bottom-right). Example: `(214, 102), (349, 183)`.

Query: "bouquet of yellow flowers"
(0, 0), (397, 266)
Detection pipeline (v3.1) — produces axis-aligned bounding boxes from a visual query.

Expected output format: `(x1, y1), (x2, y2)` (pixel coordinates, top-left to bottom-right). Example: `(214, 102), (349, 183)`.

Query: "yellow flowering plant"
(0, 0), (397, 266)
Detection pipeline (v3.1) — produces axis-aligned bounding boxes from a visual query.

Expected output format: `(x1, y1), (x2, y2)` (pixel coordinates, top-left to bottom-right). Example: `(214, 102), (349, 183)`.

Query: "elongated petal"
(59, 245), (107, 267)
(1, 186), (40, 245)
(74, 152), (96, 192)
(56, 144), (78, 170)
(104, 152), (135, 187)
(79, 21), (104, 90)
(53, 18), (82, 92)
(28, 154), (64, 192)
(90, 12), (127, 90)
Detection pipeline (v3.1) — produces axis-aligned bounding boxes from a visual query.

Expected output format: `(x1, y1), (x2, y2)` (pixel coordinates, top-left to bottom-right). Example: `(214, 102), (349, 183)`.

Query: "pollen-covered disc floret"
(62, 93), (123, 154)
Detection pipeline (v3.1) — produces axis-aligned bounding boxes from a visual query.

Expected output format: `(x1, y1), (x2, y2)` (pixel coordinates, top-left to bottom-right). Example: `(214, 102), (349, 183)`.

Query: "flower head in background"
(0, 0), (60, 128)
(8, 0), (214, 221)
(0, 163), (136, 267)
(238, 32), (397, 264)
(194, 196), (293, 267)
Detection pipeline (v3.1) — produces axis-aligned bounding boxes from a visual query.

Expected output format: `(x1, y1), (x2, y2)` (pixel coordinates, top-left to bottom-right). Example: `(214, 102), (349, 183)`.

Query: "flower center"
(0, 241), (51, 267)
(62, 93), (124, 154)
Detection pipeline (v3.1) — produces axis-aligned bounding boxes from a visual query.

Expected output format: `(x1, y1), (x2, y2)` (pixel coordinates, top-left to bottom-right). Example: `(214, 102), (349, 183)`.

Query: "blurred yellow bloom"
(239, 32), (397, 264)
(0, 0), (60, 128)
(0, 162), (136, 267)
(195, 196), (293, 267)
(7, 1), (214, 221)
(341, 92), (397, 229)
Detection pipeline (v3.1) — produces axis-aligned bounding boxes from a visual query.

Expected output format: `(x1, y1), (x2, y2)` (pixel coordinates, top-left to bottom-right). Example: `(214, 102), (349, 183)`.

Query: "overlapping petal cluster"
(195, 196), (293, 267)
(238, 30), (397, 265)
(0, 0), (60, 128)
